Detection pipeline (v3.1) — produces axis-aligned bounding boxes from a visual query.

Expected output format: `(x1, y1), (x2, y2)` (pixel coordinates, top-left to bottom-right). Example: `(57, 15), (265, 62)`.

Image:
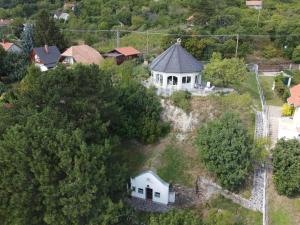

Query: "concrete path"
(267, 105), (281, 147)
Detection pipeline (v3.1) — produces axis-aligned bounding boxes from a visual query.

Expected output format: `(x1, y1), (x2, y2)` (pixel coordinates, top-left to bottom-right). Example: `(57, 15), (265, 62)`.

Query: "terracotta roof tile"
(246, 1), (263, 6)
(115, 47), (140, 56)
(0, 42), (13, 51)
(61, 45), (104, 65)
(288, 84), (300, 107)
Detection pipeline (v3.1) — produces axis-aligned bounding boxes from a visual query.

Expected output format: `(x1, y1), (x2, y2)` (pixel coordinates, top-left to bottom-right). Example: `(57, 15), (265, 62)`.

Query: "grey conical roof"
(150, 41), (203, 73)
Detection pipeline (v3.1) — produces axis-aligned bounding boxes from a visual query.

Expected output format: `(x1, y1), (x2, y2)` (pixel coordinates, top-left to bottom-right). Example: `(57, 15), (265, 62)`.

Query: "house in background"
(0, 41), (22, 53)
(130, 170), (175, 205)
(246, 0), (263, 10)
(103, 46), (140, 65)
(149, 39), (204, 92)
(54, 12), (69, 22)
(278, 84), (300, 140)
(61, 44), (104, 65)
(31, 45), (61, 71)
(63, 2), (76, 11)
(0, 19), (13, 27)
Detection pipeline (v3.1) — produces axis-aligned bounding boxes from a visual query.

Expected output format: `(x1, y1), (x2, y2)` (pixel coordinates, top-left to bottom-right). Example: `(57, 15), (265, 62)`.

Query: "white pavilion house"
(149, 39), (204, 92)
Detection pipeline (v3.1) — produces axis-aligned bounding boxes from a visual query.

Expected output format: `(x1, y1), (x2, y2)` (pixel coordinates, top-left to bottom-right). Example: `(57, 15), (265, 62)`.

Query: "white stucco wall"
(151, 70), (201, 91)
(63, 56), (75, 65)
(293, 107), (300, 130)
(130, 172), (170, 205)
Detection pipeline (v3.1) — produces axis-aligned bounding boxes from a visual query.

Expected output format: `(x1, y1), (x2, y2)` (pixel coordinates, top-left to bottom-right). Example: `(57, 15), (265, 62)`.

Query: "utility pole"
(146, 30), (149, 55)
(235, 34), (239, 58)
(116, 29), (120, 48)
(257, 9), (261, 28)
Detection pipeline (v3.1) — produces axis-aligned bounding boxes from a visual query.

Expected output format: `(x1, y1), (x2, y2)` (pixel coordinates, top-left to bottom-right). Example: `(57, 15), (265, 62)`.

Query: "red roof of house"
(0, 19), (13, 26)
(0, 42), (14, 51)
(287, 84), (300, 107)
(115, 47), (140, 56)
(246, 1), (262, 6)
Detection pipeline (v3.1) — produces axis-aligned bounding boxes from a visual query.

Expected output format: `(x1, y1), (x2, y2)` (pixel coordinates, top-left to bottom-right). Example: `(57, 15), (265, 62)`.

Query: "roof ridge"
(162, 44), (176, 72)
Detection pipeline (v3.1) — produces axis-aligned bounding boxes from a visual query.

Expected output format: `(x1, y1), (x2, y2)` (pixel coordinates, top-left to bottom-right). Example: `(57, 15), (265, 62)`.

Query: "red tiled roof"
(0, 42), (13, 51)
(287, 84), (300, 107)
(61, 45), (104, 65)
(115, 47), (140, 56)
(0, 19), (13, 26)
(246, 1), (262, 6)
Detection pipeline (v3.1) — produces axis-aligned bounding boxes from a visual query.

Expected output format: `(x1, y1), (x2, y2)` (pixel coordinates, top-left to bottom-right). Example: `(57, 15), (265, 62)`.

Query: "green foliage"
(292, 45), (300, 63)
(20, 24), (34, 55)
(204, 195), (262, 225)
(272, 139), (300, 197)
(0, 63), (169, 224)
(274, 75), (290, 101)
(170, 90), (192, 112)
(0, 81), (7, 95)
(3, 52), (29, 81)
(34, 10), (68, 50)
(116, 79), (168, 144)
(157, 145), (188, 185)
(203, 52), (248, 87)
(149, 210), (202, 225)
(281, 103), (294, 116)
(195, 112), (253, 191)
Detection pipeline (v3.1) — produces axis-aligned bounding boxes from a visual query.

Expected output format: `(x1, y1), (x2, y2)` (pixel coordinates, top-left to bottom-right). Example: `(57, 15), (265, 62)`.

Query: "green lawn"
(203, 195), (262, 225)
(238, 72), (261, 110)
(157, 144), (190, 186)
(259, 76), (284, 106)
(268, 176), (300, 225)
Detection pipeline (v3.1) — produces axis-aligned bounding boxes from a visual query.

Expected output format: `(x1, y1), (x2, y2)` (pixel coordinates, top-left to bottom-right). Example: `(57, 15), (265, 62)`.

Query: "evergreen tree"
(34, 10), (68, 50)
(20, 24), (34, 55)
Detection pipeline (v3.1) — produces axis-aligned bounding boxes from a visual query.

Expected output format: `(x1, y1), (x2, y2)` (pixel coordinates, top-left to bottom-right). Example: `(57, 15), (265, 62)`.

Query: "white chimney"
(44, 44), (49, 54)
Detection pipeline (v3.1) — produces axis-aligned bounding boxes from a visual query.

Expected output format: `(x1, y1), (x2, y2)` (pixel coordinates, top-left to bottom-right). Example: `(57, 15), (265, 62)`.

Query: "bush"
(282, 103), (294, 116)
(0, 82), (7, 95)
(274, 75), (290, 101)
(195, 112), (253, 191)
(150, 210), (202, 225)
(170, 90), (192, 112)
(273, 139), (300, 197)
(292, 45), (300, 63)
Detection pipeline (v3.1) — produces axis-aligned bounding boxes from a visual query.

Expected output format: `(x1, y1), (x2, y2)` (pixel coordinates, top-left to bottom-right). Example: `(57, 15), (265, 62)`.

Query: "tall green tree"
(20, 24), (34, 55)
(34, 10), (68, 50)
(272, 139), (300, 197)
(195, 112), (253, 191)
(203, 52), (248, 87)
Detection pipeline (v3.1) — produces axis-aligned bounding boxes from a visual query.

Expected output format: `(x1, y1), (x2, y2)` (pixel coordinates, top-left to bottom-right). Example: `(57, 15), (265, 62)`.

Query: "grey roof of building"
(150, 42), (203, 73)
(33, 46), (61, 68)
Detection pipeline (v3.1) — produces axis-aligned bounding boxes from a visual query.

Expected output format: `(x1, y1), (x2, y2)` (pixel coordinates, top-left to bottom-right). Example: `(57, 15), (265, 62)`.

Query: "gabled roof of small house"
(288, 84), (300, 107)
(0, 41), (14, 51)
(61, 44), (104, 65)
(33, 45), (61, 68)
(150, 39), (203, 73)
(114, 47), (140, 56)
(132, 170), (169, 188)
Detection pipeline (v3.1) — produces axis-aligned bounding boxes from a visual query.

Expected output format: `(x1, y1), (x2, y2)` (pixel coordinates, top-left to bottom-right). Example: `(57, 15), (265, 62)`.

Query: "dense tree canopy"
(195, 112), (253, 191)
(203, 52), (249, 87)
(34, 10), (68, 50)
(272, 139), (300, 197)
(0, 64), (167, 224)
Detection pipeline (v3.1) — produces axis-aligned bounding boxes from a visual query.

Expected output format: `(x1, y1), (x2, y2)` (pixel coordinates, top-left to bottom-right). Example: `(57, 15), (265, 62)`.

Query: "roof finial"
(176, 38), (181, 45)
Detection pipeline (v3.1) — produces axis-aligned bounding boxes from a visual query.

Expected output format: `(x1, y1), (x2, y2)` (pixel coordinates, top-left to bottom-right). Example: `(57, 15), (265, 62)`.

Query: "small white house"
(54, 12), (69, 22)
(130, 170), (175, 205)
(149, 39), (203, 92)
